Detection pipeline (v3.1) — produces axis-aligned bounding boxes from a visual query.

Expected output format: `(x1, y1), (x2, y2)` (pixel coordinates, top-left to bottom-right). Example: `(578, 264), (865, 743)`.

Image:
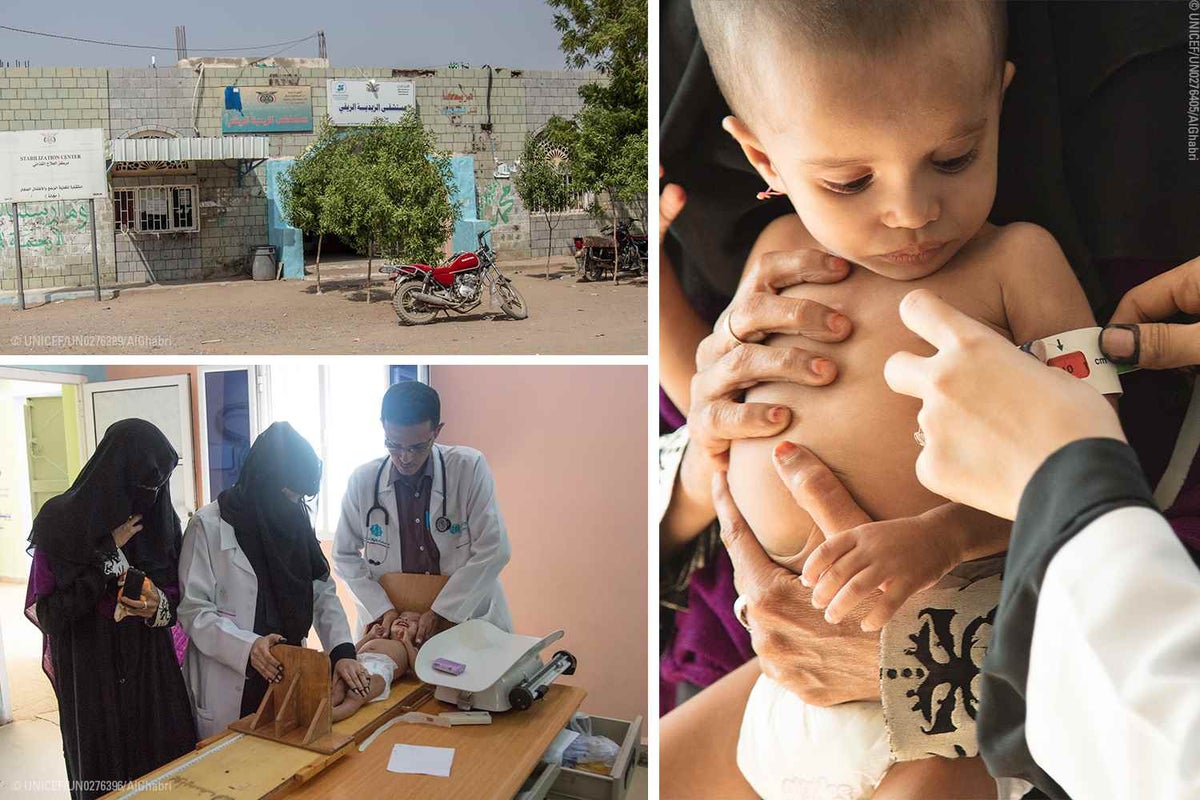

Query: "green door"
(25, 396), (70, 518)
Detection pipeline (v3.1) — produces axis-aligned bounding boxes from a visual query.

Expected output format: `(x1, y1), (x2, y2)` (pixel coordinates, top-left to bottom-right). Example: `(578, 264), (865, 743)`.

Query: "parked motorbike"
(381, 231), (529, 325)
(573, 219), (648, 282)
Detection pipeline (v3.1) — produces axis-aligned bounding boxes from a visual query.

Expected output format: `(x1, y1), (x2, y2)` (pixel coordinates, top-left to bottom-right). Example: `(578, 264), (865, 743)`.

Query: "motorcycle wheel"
(497, 280), (529, 320)
(392, 280), (438, 325)
(584, 250), (607, 282)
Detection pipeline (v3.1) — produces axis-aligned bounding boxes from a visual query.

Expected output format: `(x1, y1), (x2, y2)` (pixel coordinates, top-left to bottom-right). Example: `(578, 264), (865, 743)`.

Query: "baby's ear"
(1002, 61), (1016, 95)
(723, 116), (787, 196)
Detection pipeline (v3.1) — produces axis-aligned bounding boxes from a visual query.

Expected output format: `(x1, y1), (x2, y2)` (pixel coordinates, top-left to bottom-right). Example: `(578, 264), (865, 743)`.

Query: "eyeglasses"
(384, 435), (436, 457)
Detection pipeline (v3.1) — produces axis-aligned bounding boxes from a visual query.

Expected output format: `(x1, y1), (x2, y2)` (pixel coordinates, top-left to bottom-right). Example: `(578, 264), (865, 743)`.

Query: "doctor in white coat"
(179, 423), (367, 741)
(334, 381), (512, 643)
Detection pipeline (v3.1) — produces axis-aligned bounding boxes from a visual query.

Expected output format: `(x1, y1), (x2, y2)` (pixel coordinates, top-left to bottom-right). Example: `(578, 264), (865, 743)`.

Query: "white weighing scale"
(414, 620), (578, 713)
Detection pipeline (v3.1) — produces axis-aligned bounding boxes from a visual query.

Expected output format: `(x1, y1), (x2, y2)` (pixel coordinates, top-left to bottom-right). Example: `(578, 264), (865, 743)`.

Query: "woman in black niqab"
(215, 422), (357, 715)
(24, 418), (197, 800)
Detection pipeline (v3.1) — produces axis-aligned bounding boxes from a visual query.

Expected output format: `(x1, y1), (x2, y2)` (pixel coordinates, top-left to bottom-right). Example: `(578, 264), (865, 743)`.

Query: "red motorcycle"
(381, 231), (529, 325)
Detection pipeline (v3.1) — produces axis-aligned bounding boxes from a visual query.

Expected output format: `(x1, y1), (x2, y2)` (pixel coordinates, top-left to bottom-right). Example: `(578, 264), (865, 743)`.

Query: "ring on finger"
(725, 311), (746, 346)
(913, 428), (927, 448)
(733, 595), (752, 631)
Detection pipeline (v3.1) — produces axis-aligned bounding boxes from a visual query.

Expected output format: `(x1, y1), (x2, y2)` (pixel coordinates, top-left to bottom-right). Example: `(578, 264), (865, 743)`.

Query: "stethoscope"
(365, 448), (451, 566)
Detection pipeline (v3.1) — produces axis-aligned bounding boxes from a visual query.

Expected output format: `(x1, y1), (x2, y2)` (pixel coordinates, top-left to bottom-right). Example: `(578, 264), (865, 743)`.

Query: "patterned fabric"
(146, 587), (172, 628)
(880, 568), (1002, 762)
(101, 548), (129, 578)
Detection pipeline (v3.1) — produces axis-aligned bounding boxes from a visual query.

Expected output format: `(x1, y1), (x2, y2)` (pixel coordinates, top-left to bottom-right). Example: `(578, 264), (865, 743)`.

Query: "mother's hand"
(689, 248), (853, 473)
(664, 246), (856, 549)
(713, 470), (880, 706)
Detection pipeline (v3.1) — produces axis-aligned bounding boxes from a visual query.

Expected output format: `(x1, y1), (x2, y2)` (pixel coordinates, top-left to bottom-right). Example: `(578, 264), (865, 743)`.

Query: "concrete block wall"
(0, 68), (114, 290)
(194, 161), (269, 279)
(0, 200), (116, 291)
(110, 172), (203, 283)
(108, 68), (197, 137)
(0, 68), (110, 135)
(528, 212), (595, 259)
(0, 64), (609, 287)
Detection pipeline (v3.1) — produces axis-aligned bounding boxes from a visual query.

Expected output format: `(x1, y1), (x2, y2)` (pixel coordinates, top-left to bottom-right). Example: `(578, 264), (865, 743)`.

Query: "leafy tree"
(549, 0), (647, 103)
(278, 120), (341, 291)
(548, 0), (648, 281)
(279, 111), (458, 299)
(514, 117), (578, 278)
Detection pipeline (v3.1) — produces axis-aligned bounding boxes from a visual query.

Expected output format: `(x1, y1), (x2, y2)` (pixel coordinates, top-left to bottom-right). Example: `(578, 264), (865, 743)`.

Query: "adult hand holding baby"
(713, 471), (880, 705)
(666, 249), (855, 544)
(333, 656), (371, 697)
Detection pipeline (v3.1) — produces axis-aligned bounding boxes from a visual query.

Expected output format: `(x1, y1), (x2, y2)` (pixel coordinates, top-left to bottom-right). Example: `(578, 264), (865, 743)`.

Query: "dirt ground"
(0, 256), (647, 355)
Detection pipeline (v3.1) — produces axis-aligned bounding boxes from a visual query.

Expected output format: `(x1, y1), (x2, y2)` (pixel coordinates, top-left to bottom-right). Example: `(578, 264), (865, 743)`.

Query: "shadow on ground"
(302, 278), (392, 304)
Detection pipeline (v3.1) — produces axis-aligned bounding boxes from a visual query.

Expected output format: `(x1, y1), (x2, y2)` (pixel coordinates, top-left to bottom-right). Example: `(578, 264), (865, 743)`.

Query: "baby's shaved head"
(693, 0), (1007, 130)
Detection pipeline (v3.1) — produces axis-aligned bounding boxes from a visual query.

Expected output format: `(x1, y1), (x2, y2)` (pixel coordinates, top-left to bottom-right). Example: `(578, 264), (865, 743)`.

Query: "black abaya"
(25, 419), (196, 800)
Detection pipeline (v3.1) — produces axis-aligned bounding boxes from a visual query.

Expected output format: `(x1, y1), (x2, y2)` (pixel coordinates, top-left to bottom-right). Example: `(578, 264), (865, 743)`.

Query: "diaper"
(358, 651), (397, 704)
(737, 674), (892, 800)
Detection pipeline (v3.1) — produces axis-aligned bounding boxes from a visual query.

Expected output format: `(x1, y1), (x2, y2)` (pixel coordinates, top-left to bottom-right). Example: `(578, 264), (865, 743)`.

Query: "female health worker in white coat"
(881, 284), (1200, 799)
(333, 381), (512, 642)
(178, 422), (369, 740)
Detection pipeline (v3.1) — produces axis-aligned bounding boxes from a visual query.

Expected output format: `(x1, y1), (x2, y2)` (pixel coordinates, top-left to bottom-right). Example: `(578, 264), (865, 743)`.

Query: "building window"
(113, 190), (135, 231)
(113, 185), (200, 234)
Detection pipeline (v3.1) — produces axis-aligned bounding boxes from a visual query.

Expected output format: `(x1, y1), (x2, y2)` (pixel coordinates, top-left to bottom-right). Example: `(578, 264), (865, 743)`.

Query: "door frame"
(82, 375), (197, 518)
(196, 366), (264, 505)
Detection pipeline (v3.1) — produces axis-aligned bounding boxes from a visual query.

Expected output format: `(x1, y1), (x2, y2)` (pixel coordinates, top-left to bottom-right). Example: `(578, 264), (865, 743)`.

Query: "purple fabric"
(171, 624), (190, 667)
(25, 549), (57, 687)
(661, 545), (754, 713)
(660, 388), (686, 430)
(157, 581), (190, 666)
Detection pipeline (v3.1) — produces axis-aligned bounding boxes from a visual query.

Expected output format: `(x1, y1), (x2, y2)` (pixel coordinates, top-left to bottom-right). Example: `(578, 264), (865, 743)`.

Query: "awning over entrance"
(109, 136), (270, 162)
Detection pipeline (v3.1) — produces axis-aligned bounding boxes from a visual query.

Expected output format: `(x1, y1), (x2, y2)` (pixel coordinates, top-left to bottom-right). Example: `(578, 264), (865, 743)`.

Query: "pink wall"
(432, 365), (648, 726)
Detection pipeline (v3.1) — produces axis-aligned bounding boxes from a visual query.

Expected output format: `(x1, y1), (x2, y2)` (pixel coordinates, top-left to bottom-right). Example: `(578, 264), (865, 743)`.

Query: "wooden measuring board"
(101, 679), (433, 800)
(230, 645), (352, 754)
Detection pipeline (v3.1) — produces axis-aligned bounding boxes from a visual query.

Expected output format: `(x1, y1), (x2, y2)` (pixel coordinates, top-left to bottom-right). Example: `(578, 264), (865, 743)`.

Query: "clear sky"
(0, 0), (572, 70)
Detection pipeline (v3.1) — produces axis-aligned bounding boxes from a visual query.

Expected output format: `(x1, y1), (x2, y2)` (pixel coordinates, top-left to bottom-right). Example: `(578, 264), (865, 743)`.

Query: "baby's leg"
(660, 659), (761, 800)
(331, 676), (348, 707)
(331, 675), (386, 723)
(871, 755), (995, 800)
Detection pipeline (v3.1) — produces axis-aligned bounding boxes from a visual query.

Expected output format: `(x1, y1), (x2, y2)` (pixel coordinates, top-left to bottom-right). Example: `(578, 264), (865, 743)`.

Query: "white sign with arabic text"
(0, 128), (107, 203)
(328, 80), (417, 126)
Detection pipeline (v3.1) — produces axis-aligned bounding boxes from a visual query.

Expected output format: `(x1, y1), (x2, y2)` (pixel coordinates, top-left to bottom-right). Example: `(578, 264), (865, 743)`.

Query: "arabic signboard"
(0, 128), (107, 203)
(222, 85), (314, 134)
(328, 79), (417, 126)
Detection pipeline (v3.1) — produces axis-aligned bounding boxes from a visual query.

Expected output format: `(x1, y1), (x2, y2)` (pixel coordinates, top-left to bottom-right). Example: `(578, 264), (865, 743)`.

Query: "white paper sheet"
(387, 744), (455, 777)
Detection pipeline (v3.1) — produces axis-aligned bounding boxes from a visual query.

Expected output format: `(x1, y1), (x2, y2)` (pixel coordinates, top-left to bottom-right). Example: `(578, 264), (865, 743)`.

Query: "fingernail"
(1100, 325), (1138, 364)
(827, 313), (848, 335)
(774, 441), (799, 463)
(768, 406), (788, 423)
(829, 256), (850, 272)
(800, 576), (810, 588)
(811, 358), (833, 377)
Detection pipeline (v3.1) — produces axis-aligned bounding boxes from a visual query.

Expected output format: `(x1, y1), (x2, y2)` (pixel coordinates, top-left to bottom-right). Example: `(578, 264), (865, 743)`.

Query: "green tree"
(513, 117), (578, 278)
(548, 0), (648, 282)
(278, 120), (341, 292)
(279, 111), (458, 300)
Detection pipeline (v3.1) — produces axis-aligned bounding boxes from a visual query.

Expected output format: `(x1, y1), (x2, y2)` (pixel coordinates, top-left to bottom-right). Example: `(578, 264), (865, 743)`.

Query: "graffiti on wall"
(480, 182), (516, 225)
(0, 201), (92, 255)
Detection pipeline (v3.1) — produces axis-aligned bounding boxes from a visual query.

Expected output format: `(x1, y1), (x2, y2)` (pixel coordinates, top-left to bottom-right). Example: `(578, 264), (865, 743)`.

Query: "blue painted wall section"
(449, 155), (490, 254)
(12, 365), (108, 381)
(265, 159), (305, 279)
